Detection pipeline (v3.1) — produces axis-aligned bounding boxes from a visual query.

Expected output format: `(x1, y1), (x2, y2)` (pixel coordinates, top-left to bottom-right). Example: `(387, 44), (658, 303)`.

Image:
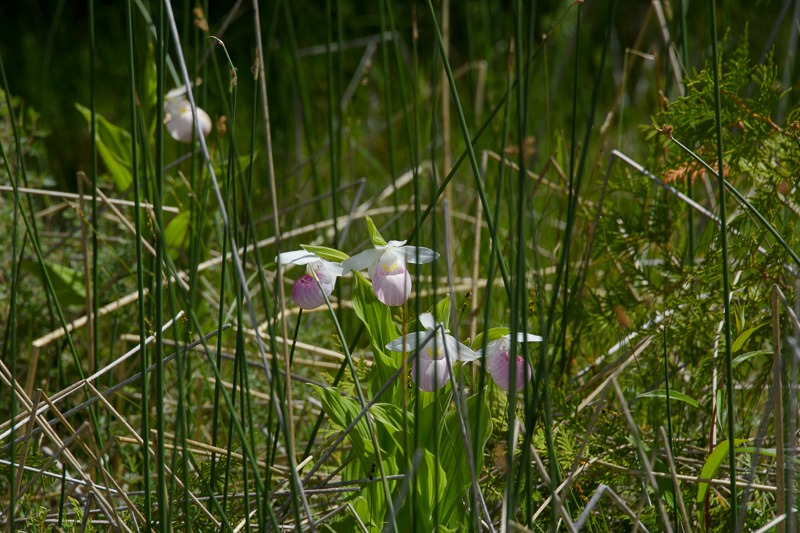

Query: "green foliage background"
(2, 0), (800, 531)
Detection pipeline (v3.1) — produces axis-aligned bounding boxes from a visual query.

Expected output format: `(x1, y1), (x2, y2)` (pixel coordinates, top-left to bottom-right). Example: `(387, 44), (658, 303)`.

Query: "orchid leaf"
(732, 349), (772, 366)
(300, 244), (349, 262)
(350, 273), (401, 400)
(365, 215), (388, 246)
(439, 394), (492, 525)
(415, 450), (447, 531)
(433, 295), (451, 328)
(310, 385), (374, 457)
(731, 321), (769, 353)
(696, 438), (748, 525)
(75, 103), (133, 191)
(636, 389), (702, 410)
(471, 327), (511, 350)
(21, 260), (86, 307)
(164, 212), (190, 256)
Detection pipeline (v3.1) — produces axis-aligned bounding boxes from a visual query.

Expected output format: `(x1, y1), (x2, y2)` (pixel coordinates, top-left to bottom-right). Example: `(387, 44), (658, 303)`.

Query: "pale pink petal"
(371, 259), (411, 306)
(291, 262), (336, 310)
(292, 274), (327, 309)
(487, 339), (531, 392)
(412, 355), (450, 392)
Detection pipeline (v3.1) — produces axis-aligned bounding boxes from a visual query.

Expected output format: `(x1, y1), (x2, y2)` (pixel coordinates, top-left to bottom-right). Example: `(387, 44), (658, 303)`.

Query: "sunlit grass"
(2, 1), (800, 531)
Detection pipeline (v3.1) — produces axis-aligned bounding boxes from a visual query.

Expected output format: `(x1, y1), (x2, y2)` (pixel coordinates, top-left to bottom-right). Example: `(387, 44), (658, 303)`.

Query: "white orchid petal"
(386, 337), (414, 352)
(444, 335), (479, 362)
(166, 85), (189, 99)
(511, 332), (543, 343)
(418, 313), (436, 331)
(385, 330), (432, 353)
(341, 249), (383, 273)
(323, 262), (344, 277)
(164, 99), (212, 142)
(396, 246), (439, 264)
(276, 250), (318, 265)
(386, 239), (407, 248)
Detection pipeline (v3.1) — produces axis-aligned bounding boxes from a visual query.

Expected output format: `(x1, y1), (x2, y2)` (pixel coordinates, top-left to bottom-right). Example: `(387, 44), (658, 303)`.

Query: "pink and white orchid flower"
(385, 313), (478, 392)
(341, 240), (438, 306)
(276, 250), (343, 310)
(164, 86), (212, 143)
(481, 333), (542, 392)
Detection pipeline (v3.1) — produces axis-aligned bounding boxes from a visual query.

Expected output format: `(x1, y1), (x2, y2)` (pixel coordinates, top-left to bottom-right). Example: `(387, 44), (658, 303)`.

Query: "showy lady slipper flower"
(164, 86), (212, 142)
(276, 250), (343, 310)
(341, 240), (438, 306)
(481, 333), (542, 392)
(386, 313), (478, 391)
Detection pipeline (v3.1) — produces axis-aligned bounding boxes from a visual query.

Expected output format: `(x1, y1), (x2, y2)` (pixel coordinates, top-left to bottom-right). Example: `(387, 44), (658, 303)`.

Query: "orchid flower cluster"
(276, 218), (542, 394)
(386, 314), (541, 393)
(276, 218), (438, 308)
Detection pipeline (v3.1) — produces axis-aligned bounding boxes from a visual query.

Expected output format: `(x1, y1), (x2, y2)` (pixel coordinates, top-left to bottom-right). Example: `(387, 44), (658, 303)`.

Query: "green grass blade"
(707, 0), (738, 527)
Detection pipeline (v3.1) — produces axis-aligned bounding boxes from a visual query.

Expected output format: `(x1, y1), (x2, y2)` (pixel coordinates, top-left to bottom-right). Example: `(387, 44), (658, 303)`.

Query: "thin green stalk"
(125, 4), (153, 512)
(429, 47), (442, 530)
(161, 0), (312, 524)
(426, 0), (512, 303)
(560, 1), (581, 380)
(281, 0), (323, 201)
(549, 0), (615, 373)
(230, 93), (256, 530)
(506, 12), (525, 530)
(301, 325), (364, 460)
(206, 34), (244, 500)
(707, 0), (738, 526)
(89, 0), (100, 402)
(270, 309), (302, 468)
(410, 8), (422, 529)
(336, 0), (344, 247)
(325, 0), (340, 254)
(221, 339), (241, 514)
(0, 51), (105, 455)
(473, 27), (514, 528)
(679, 0), (695, 265)
(512, 2), (558, 529)
(7, 98), (19, 533)
(663, 326), (678, 530)
(378, 0), (399, 210)
(154, 0), (168, 527)
(314, 277), (398, 532)
(208, 109), (228, 507)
